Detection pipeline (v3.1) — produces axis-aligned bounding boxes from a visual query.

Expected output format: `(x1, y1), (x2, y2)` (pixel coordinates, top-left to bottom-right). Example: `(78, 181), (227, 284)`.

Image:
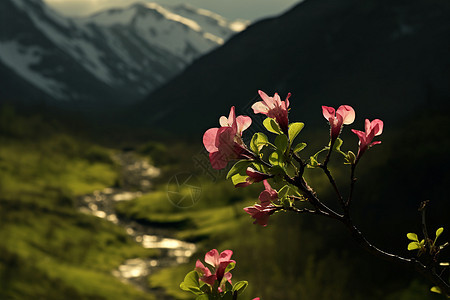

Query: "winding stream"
(77, 152), (196, 297)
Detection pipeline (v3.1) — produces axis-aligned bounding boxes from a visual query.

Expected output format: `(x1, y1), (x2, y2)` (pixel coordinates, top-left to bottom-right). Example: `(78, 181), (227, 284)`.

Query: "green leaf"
(288, 122), (304, 143)
(226, 160), (252, 179)
(222, 292), (233, 300)
(231, 173), (248, 186)
(345, 151), (356, 165)
(436, 227), (444, 239)
(269, 150), (284, 167)
(293, 142), (307, 153)
(332, 138), (346, 157)
(407, 242), (420, 251)
(407, 233), (419, 241)
(430, 286), (442, 294)
(263, 117), (282, 134)
(232, 281), (248, 295)
(332, 138), (343, 152)
(196, 294), (210, 300)
(308, 156), (319, 168)
(224, 262), (236, 274)
(275, 134), (288, 153)
(180, 271), (202, 295)
(308, 147), (328, 167)
(250, 132), (269, 153)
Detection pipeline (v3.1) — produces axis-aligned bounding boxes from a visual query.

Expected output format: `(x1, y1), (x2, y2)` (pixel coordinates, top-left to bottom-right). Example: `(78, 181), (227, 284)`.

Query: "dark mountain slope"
(0, 0), (126, 108)
(135, 0), (450, 134)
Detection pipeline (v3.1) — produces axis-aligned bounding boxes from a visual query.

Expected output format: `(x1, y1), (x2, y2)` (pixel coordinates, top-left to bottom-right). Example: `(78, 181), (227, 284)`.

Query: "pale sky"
(43, 0), (303, 21)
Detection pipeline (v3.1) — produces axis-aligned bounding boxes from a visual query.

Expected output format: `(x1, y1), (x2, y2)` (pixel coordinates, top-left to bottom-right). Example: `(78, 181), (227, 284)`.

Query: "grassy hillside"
(116, 119), (448, 300)
(0, 106), (156, 299)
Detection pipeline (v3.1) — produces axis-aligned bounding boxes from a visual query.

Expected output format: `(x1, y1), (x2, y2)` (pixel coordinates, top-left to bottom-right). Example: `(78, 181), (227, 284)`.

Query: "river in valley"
(77, 152), (196, 298)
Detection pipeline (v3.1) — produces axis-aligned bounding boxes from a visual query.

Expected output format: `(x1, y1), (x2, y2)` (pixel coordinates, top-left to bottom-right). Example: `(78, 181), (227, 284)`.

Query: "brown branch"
(341, 217), (450, 297)
(319, 164), (345, 211)
(286, 171), (450, 296)
(346, 163), (357, 207)
(284, 175), (343, 221)
(286, 206), (335, 219)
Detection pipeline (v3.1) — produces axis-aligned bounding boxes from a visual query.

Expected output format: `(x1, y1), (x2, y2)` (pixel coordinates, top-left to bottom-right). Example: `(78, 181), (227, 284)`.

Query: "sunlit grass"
(0, 110), (156, 299)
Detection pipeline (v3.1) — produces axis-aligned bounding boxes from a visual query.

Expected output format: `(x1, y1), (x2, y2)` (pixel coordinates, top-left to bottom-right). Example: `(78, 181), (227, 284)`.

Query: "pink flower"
(322, 105), (355, 143)
(203, 107), (253, 170)
(195, 260), (217, 286)
(196, 249), (235, 291)
(252, 90), (291, 134)
(243, 205), (278, 227)
(258, 180), (278, 206)
(235, 167), (273, 187)
(244, 180), (278, 226)
(351, 119), (383, 160)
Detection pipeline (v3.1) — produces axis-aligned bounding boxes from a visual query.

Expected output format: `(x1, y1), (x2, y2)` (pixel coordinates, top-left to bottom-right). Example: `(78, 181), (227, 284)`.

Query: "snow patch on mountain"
(0, 41), (66, 99)
(2, 0), (249, 104)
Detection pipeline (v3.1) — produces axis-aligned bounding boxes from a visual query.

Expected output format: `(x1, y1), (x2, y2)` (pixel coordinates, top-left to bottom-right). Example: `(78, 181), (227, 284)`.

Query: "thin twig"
(346, 163), (357, 207)
(286, 206), (334, 219)
(287, 171), (450, 296)
(284, 175), (343, 221)
(319, 164), (345, 210)
(419, 200), (431, 245)
(292, 152), (306, 175)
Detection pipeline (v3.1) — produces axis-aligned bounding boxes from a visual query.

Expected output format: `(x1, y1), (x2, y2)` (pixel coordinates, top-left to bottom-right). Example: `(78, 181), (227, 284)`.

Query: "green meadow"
(0, 107), (156, 300)
(0, 106), (446, 299)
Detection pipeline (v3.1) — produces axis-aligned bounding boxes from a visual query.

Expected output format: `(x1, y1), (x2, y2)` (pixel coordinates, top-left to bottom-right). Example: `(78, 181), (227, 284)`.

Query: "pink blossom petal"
(219, 116), (229, 127)
(203, 128), (219, 153)
(215, 127), (235, 151)
(219, 250), (233, 262)
(258, 90), (274, 108)
(236, 115), (252, 134)
(223, 271), (233, 285)
(216, 260), (235, 281)
(351, 129), (366, 145)
(262, 180), (278, 199)
(209, 151), (229, 170)
(247, 168), (271, 182)
(371, 119), (384, 136)
(263, 180), (273, 193)
(243, 206), (270, 227)
(337, 105), (355, 125)
(205, 249), (220, 268)
(273, 93), (282, 106)
(235, 181), (252, 188)
(364, 119), (371, 134)
(200, 274), (217, 286)
(259, 190), (273, 206)
(285, 93), (291, 108)
(195, 260), (212, 277)
(251, 101), (269, 114)
(322, 106), (335, 121)
(228, 106), (236, 124)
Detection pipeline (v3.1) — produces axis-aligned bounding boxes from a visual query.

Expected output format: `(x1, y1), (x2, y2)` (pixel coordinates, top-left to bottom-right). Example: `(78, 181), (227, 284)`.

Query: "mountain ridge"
(0, 0), (247, 108)
(133, 0), (450, 134)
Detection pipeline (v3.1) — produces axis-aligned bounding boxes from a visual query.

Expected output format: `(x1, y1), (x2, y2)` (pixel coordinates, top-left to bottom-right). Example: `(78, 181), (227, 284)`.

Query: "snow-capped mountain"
(0, 0), (247, 107)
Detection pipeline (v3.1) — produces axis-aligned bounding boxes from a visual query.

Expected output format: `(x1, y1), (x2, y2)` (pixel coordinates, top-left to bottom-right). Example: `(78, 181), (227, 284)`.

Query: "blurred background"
(0, 0), (449, 299)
